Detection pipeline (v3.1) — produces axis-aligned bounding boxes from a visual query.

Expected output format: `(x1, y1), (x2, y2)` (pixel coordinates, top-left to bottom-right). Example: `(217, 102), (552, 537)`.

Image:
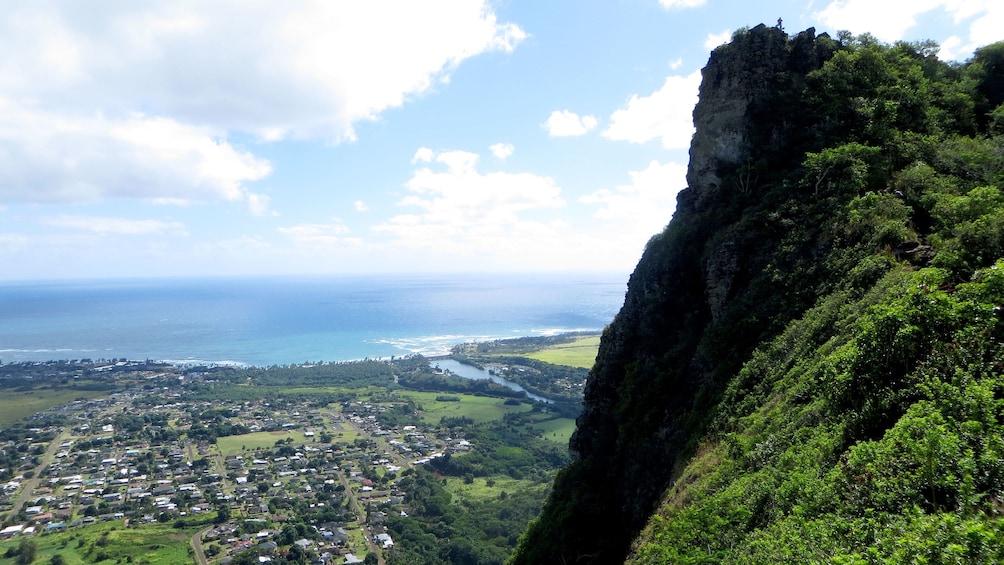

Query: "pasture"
(217, 428), (363, 456)
(445, 476), (547, 504)
(524, 335), (601, 369)
(0, 388), (106, 426)
(396, 391), (533, 424)
(521, 416), (577, 444)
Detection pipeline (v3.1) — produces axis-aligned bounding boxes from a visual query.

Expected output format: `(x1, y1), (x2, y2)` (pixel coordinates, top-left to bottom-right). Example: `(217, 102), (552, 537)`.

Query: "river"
(430, 358), (551, 403)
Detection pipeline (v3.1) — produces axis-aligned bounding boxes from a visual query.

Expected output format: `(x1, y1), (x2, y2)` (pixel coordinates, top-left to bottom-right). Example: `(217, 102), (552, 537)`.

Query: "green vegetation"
(514, 26), (1004, 564)
(401, 391), (533, 425)
(386, 468), (547, 565)
(524, 335), (601, 369)
(448, 334), (595, 410)
(0, 519), (205, 565)
(216, 429), (343, 456)
(0, 389), (105, 427)
(0, 348), (586, 564)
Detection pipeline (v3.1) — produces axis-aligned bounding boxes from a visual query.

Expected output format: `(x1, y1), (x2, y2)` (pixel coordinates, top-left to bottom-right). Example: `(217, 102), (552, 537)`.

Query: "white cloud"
(659, 0), (706, 8)
(669, 57), (684, 70)
(544, 110), (599, 137)
(246, 193), (274, 217)
(354, 200), (369, 212)
(278, 222), (361, 247)
(43, 215), (188, 236)
(0, 234), (29, 252)
(813, 0), (1002, 48)
(704, 29), (732, 50)
(0, 101), (272, 205)
(490, 142), (515, 159)
(603, 70), (701, 150)
(814, 0), (942, 42)
(582, 160), (685, 225)
(412, 147), (435, 164)
(0, 2), (524, 206)
(938, 2), (1004, 60)
(374, 149), (564, 255)
(0, 2), (525, 142)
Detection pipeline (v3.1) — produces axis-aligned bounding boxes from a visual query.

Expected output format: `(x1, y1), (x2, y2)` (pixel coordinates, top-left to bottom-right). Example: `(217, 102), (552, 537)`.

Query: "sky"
(0, 0), (1001, 281)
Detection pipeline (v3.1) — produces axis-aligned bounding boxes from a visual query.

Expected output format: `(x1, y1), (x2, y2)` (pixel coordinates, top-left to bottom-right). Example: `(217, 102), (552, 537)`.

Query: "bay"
(0, 273), (625, 366)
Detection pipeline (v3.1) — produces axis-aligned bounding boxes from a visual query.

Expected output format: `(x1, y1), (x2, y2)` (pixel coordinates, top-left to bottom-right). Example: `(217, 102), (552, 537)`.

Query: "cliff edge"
(513, 24), (1004, 564)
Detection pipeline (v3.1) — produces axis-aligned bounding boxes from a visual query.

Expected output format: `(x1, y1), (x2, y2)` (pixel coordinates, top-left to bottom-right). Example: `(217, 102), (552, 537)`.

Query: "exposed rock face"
(687, 25), (790, 208)
(512, 24), (837, 564)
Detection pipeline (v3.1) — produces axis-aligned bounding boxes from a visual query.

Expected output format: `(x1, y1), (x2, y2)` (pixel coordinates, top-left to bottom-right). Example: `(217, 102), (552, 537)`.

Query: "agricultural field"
(524, 335), (601, 369)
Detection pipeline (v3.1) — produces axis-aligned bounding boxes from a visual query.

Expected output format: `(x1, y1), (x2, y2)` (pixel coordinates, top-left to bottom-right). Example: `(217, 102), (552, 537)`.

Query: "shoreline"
(0, 331), (601, 370)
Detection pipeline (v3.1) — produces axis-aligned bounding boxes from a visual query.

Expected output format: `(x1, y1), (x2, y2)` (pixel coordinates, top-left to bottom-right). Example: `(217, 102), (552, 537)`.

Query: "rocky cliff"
(513, 24), (1004, 564)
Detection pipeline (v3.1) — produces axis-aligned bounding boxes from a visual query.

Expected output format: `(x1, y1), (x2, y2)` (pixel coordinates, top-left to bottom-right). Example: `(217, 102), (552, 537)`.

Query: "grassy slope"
(629, 264), (1004, 562)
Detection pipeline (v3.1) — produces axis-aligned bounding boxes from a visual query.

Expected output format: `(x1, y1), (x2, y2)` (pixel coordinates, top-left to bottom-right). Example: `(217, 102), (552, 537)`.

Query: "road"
(191, 525), (214, 565)
(5, 428), (71, 522)
(335, 467), (386, 565)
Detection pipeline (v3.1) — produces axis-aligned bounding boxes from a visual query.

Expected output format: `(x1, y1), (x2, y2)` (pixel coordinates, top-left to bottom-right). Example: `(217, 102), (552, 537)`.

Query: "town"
(0, 351), (587, 564)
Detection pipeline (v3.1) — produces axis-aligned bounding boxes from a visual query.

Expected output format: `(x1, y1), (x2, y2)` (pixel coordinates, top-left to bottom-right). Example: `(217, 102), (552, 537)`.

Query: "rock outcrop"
(511, 24), (837, 564)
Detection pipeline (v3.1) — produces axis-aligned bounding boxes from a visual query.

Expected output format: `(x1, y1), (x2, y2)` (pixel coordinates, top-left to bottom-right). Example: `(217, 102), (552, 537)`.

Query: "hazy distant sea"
(0, 273), (626, 366)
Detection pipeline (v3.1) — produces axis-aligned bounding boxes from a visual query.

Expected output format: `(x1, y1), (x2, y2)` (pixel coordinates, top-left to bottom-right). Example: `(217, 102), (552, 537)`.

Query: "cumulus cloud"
(544, 110), (599, 137)
(813, 0), (1002, 48)
(938, 2), (1004, 60)
(412, 147), (435, 163)
(490, 142), (515, 159)
(354, 200), (369, 212)
(0, 2), (524, 141)
(815, 0), (940, 42)
(0, 102), (272, 205)
(603, 70), (701, 150)
(581, 160), (686, 235)
(42, 215), (188, 236)
(0, 1), (524, 205)
(660, 0), (706, 8)
(374, 149), (564, 255)
(704, 29), (732, 50)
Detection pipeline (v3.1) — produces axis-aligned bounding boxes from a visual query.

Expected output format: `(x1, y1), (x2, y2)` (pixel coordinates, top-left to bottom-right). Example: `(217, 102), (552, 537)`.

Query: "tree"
(50, 555), (67, 565)
(15, 539), (36, 565)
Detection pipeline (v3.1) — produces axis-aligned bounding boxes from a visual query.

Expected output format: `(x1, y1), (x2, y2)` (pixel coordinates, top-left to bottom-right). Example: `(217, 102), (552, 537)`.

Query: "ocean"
(0, 273), (626, 366)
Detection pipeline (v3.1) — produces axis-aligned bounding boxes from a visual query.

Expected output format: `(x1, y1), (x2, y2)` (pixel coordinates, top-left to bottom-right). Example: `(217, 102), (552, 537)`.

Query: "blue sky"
(0, 0), (1000, 280)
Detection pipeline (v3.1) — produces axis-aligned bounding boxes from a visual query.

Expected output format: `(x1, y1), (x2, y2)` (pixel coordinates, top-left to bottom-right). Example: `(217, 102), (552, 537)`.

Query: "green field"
(397, 391), (533, 424)
(524, 335), (601, 369)
(0, 388), (106, 426)
(0, 518), (204, 565)
(520, 416), (577, 444)
(215, 428), (360, 456)
(445, 476), (548, 504)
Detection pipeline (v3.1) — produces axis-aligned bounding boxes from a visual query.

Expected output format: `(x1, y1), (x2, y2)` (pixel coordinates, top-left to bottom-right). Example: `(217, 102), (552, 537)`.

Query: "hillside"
(512, 24), (1004, 563)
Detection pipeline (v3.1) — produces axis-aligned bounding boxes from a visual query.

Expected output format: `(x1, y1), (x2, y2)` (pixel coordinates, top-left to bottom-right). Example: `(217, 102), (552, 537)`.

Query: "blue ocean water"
(0, 273), (626, 366)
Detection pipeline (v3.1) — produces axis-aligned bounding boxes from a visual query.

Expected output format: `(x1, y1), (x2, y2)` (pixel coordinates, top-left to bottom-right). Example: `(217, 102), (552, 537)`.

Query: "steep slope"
(513, 25), (1004, 564)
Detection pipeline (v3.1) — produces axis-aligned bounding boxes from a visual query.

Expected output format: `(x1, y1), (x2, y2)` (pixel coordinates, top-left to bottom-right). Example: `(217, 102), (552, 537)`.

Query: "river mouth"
(429, 358), (552, 403)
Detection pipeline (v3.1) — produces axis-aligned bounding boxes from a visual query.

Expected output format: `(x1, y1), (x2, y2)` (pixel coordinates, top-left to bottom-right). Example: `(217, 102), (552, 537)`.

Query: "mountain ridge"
(512, 23), (1004, 564)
